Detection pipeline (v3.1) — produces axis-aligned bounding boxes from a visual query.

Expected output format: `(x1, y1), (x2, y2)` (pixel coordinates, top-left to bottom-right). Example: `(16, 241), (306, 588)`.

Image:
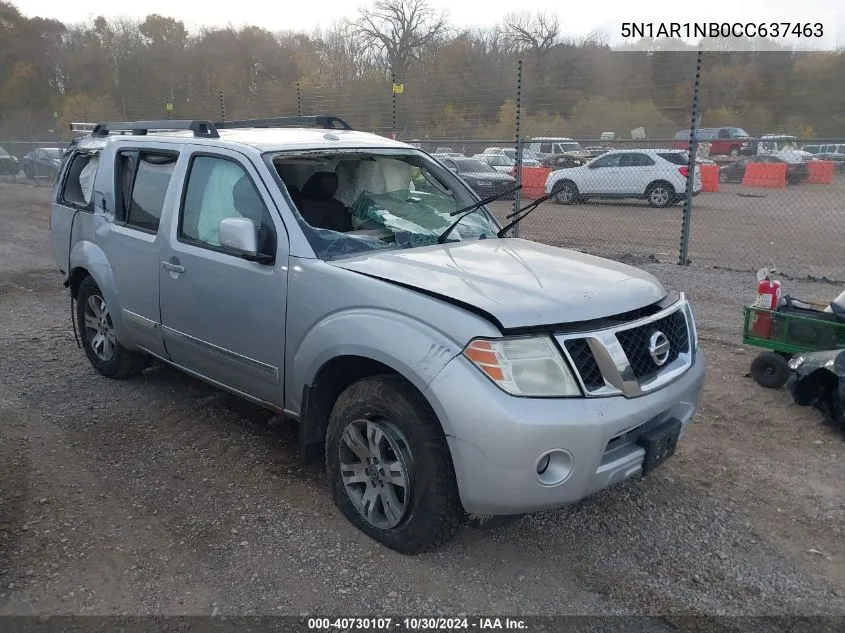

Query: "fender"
(289, 308), (469, 414)
(68, 240), (129, 342)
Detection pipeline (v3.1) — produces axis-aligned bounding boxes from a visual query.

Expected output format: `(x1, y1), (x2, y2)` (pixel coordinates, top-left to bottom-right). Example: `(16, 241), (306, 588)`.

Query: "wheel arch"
(298, 353), (448, 463)
(67, 241), (129, 341)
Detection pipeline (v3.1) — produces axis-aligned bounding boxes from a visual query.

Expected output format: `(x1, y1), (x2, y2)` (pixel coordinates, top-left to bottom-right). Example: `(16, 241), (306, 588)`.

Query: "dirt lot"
(0, 183), (844, 620)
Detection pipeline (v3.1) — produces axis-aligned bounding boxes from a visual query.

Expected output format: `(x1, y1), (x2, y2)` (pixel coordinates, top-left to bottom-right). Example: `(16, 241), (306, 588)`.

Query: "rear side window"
(658, 152), (688, 165)
(116, 151), (178, 233)
(61, 153), (99, 209)
(619, 153), (654, 167)
(539, 143), (553, 153)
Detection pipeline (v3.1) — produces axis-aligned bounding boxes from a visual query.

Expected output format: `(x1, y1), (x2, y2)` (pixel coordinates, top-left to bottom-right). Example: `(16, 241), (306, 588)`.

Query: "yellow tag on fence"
(392, 83), (404, 94)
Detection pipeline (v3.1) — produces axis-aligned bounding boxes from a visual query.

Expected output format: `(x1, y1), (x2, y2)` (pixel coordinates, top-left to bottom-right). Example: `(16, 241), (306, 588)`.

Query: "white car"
(545, 149), (702, 209)
(471, 153), (515, 173)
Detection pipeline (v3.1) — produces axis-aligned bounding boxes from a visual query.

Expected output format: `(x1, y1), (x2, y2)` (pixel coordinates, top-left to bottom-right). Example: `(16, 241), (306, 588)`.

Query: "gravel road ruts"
(0, 183), (843, 620)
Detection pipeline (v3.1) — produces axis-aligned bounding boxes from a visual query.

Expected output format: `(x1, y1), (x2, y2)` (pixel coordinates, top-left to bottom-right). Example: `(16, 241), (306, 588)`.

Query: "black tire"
(750, 352), (791, 389)
(24, 165), (33, 179)
(76, 276), (147, 379)
(552, 180), (578, 205)
(729, 147), (740, 157)
(325, 374), (463, 554)
(718, 170), (728, 184)
(645, 181), (674, 208)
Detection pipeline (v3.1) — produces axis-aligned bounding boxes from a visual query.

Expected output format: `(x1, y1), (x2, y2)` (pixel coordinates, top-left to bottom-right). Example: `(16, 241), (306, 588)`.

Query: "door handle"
(161, 261), (185, 273)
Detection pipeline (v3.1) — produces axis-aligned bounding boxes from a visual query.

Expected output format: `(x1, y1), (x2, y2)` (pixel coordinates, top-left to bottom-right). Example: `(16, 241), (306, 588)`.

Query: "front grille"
(615, 310), (689, 380)
(564, 339), (604, 391)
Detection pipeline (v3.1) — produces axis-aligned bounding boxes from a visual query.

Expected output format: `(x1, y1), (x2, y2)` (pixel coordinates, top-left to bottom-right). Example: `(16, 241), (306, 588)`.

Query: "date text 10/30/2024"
(621, 22), (824, 39)
(307, 617), (528, 630)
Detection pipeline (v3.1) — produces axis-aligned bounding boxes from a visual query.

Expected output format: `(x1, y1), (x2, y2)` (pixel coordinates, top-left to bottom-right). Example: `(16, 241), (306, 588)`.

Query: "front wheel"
(646, 182), (674, 208)
(718, 170), (728, 184)
(326, 375), (463, 554)
(76, 276), (148, 379)
(553, 180), (578, 205)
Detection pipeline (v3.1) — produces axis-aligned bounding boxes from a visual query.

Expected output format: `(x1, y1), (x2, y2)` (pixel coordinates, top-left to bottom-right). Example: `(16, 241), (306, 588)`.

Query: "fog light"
(536, 454), (551, 474)
(535, 449), (573, 486)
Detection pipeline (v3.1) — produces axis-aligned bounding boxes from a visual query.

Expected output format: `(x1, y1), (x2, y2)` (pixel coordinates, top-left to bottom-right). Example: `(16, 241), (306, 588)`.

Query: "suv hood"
(331, 239), (666, 329)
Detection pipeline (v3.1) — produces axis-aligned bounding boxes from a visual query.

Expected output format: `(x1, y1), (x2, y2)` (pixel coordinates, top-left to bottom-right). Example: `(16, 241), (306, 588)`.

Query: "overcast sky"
(14, 0), (844, 48)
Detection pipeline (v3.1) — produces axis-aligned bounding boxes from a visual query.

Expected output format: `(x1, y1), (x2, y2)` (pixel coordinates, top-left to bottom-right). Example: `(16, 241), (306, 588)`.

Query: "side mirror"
(587, 162), (598, 169)
(219, 217), (263, 261)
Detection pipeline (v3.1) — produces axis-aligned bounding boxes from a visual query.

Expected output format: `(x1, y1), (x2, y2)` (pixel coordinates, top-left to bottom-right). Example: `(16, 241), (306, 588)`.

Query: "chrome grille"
(615, 310), (689, 380)
(557, 295), (694, 398)
(564, 339), (604, 391)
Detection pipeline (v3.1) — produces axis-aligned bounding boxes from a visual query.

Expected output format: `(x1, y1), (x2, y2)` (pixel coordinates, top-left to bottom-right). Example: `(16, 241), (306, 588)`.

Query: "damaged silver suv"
(51, 117), (705, 554)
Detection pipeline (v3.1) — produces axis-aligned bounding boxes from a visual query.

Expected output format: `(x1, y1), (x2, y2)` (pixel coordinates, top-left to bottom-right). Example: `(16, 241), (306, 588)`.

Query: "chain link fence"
(2, 54), (844, 281)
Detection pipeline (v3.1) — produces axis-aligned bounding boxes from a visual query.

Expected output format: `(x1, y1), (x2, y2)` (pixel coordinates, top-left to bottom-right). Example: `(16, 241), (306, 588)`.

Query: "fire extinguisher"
(750, 267), (781, 339)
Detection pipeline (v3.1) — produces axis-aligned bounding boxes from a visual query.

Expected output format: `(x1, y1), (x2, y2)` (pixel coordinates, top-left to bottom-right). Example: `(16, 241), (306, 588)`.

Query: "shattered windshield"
(265, 149), (501, 261)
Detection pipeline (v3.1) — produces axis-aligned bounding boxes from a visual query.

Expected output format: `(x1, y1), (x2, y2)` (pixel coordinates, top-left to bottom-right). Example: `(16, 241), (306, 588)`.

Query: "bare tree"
(351, 0), (448, 76)
(501, 11), (559, 62)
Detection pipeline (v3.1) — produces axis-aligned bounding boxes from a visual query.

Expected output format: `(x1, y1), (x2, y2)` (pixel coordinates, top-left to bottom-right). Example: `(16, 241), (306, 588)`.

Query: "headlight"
(463, 337), (581, 397)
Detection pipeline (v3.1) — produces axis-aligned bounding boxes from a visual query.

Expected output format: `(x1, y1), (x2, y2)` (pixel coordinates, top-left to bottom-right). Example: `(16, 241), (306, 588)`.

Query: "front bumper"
(424, 351), (706, 515)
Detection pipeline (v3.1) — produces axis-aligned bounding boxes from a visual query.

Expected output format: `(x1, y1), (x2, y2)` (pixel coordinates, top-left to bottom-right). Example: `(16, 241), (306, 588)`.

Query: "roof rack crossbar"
(214, 116), (353, 131)
(91, 120), (219, 138)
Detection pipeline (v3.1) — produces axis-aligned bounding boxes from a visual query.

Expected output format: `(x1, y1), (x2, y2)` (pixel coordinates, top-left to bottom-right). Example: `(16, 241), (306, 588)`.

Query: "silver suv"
(51, 117), (705, 554)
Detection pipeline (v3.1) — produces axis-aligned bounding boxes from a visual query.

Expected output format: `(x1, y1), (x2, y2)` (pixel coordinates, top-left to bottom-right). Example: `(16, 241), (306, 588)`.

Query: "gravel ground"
(0, 183), (844, 621)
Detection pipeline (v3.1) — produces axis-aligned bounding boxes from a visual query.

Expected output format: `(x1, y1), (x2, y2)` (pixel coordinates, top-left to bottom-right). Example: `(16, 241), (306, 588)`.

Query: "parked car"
(581, 146), (609, 160)
(471, 152), (515, 173)
(718, 155), (809, 185)
(756, 135), (813, 162)
(439, 156), (517, 197)
(0, 147), (19, 175)
(540, 154), (586, 169)
(432, 152), (464, 159)
(500, 148), (541, 167)
(482, 147), (507, 155)
(52, 117), (704, 554)
(434, 146), (454, 154)
(21, 147), (63, 179)
(524, 137), (585, 160)
(811, 152), (845, 172)
(673, 128), (753, 157)
(545, 149), (702, 208)
(801, 143), (845, 156)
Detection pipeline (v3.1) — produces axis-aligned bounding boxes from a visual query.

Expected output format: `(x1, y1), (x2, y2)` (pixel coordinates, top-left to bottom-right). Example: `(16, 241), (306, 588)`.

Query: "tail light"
(678, 166), (689, 178)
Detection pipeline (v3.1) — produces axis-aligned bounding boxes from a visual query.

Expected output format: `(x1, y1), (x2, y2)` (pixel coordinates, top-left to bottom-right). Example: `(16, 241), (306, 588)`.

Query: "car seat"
(298, 171), (352, 232)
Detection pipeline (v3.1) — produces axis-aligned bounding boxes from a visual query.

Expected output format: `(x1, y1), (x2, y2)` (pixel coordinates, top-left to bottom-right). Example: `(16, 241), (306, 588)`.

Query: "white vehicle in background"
(524, 137), (586, 160)
(482, 147), (507, 155)
(471, 153), (516, 173)
(545, 149), (701, 209)
(757, 135), (813, 162)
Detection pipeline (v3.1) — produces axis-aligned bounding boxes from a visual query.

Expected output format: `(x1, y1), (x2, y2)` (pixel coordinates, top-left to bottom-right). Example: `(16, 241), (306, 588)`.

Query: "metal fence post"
(513, 59), (524, 238)
(218, 90), (227, 122)
(679, 49), (703, 266)
(391, 70), (397, 139)
(296, 82), (303, 117)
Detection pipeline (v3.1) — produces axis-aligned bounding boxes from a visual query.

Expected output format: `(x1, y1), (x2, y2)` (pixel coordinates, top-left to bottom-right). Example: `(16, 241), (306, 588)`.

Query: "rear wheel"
(718, 170), (728, 183)
(552, 180), (578, 205)
(729, 147), (740, 157)
(645, 181), (674, 208)
(326, 374), (463, 554)
(750, 352), (791, 389)
(77, 277), (147, 379)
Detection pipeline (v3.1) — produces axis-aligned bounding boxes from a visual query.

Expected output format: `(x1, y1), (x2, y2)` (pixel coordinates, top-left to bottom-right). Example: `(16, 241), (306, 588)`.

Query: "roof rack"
(214, 116), (353, 131)
(90, 120), (219, 138)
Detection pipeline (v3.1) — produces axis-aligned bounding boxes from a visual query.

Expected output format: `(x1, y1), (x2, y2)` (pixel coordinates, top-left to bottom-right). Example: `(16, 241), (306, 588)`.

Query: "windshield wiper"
(437, 185), (521, 244)
(496, 190), (557, 238)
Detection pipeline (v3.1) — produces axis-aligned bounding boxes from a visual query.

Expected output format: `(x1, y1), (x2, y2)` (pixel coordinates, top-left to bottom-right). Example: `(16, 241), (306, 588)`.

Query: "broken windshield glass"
(265, 149), (501, 260)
